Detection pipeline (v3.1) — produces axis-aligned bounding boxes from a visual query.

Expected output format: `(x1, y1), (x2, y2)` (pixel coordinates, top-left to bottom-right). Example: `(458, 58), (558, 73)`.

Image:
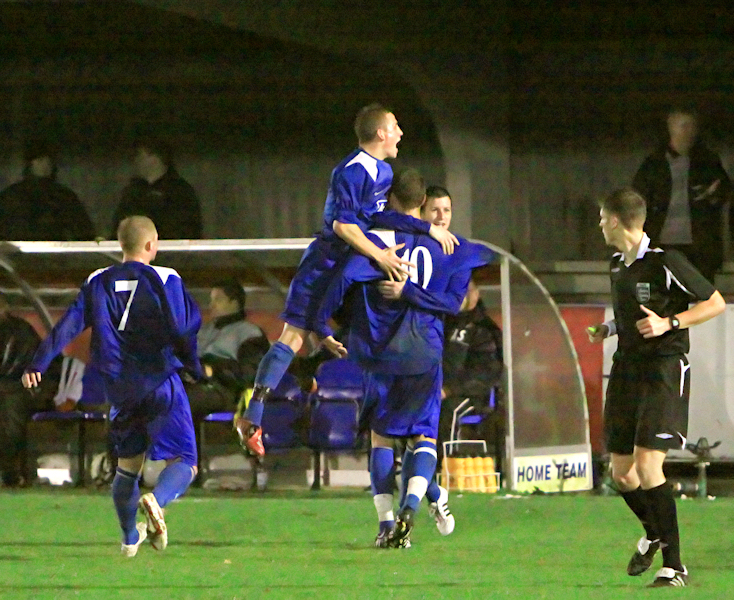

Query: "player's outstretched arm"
(332, 221), (413, 281)
(22, 288), (89, 383)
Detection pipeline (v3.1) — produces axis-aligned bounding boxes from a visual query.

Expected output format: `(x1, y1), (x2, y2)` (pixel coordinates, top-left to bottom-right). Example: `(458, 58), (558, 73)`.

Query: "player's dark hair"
(390, 169), (426, 211)
(118, 216), (158, 254)
(426, 185), (451, 203)
(133, 134), (173, 168)
(600, 188), (647, 229)
(354, 103), (390, 144)
(212, 278), (247, 316)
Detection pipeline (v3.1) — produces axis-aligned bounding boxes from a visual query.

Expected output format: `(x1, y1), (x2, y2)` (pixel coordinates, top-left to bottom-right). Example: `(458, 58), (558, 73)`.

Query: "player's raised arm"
(372, 210), (459, 255)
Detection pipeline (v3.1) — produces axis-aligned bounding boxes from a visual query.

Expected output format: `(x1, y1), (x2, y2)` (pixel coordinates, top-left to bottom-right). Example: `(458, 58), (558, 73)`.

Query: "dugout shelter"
(0, 238), (592, 493)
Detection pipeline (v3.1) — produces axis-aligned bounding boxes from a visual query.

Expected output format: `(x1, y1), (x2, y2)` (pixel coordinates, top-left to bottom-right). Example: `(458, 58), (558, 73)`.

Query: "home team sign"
(513, 453), (592, 493)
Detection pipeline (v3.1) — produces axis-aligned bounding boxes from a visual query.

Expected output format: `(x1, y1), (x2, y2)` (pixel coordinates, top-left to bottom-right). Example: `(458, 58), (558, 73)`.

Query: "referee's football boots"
(627, 536), (660, 576)
(648, 566), (688, 587)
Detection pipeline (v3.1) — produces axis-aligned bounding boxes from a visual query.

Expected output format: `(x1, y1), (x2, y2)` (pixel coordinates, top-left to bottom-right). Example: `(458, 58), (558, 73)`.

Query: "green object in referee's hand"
(587, 326), (599, 335)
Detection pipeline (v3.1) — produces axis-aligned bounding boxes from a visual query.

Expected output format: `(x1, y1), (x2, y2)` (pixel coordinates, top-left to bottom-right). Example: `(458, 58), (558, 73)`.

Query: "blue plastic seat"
(307, 358), (364, 489)
(198, 373), (305, 479)
(30, 410), (107, 486)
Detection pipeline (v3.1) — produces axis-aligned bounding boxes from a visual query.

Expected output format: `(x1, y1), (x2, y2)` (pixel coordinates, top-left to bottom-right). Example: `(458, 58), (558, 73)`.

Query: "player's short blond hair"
(117, 216), (158, 254)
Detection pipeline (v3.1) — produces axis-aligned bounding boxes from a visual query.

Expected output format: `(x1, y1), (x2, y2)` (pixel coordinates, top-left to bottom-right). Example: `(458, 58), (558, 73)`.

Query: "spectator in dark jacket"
(633, 107), (732, 281)
(0, 140), (95, 241)
(0, 294), (59, 486)
(111, 135), (203, 239)
(437, 279), (504, 458)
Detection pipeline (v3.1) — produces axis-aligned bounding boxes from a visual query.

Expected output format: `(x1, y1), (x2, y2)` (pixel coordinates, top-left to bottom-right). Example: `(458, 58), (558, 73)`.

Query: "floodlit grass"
(0, 488), (731, 599)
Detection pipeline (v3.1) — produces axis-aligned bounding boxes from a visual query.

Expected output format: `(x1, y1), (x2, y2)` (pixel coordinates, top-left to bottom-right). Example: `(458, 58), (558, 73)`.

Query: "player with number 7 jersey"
(22, 216), (202, 556)
(25, 260), (202, 407)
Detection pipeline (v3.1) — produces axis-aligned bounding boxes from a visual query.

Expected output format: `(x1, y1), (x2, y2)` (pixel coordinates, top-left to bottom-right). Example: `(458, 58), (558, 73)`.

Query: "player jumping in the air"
(236, 104), (458, 457)
(315, 169), (493, 547)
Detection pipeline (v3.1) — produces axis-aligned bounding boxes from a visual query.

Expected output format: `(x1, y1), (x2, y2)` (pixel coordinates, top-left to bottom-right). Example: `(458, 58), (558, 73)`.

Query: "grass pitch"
(0, 488), (731, 599)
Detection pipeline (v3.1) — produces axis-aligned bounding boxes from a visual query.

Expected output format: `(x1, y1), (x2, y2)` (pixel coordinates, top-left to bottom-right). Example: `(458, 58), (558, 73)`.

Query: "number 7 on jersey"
(115, 280), (139, 331)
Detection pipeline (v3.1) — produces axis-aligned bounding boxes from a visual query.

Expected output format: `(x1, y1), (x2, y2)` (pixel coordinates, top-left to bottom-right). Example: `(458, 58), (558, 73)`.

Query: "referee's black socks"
(643, 482), (683, 571)
(621, 487), (658, 541)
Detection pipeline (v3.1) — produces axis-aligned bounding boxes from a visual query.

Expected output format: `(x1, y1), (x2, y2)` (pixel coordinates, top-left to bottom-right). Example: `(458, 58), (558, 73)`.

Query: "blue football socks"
(246, 341), (296, 426)
(112, 468), (141, 545)
(403, 440), (437, 513)
(426, 475), (441, 503)
(153, 461), (195, 508)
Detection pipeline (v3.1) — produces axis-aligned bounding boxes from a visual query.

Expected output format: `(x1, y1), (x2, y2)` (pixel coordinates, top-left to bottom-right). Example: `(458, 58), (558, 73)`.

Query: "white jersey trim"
(151, 265), (181, 285)
(663, 265), (694, 296)
(86, 266), (111, 283)
(345, 151), (379, 181)
(370, 229), (396, 248)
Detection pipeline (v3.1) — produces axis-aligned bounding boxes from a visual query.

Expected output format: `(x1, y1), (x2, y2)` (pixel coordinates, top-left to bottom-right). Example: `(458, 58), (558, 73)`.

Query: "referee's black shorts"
(604, 353), (690, 455)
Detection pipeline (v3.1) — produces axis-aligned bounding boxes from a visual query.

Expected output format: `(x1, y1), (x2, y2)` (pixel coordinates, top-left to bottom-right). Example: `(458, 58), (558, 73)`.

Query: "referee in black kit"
(588, 188), (725, 588)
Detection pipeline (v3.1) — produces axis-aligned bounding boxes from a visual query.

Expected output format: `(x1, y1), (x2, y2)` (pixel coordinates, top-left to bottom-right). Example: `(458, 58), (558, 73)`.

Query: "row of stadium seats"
(200, 357), (366, 490)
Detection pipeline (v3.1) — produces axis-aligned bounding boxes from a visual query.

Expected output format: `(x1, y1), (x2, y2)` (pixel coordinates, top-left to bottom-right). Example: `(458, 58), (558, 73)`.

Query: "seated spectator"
(110, 134), (203, 239)
(0, 140), (95, 241)
(185, 278), (270, 423)
(0, 294), (60, 486)
(438, 278), (504, 458)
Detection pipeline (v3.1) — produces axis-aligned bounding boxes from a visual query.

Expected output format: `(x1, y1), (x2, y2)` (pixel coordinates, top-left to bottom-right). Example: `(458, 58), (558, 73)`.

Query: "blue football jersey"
(316, 229), (495, 374)
(320, 148), (431, 241)
(321, 149), (392, 238)
(27, 261), (202, 406)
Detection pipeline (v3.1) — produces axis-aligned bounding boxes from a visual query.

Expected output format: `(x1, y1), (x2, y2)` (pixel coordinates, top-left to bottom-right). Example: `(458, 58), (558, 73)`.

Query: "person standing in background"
(633, 107), (732, 282)
(0, 140), (95, 241)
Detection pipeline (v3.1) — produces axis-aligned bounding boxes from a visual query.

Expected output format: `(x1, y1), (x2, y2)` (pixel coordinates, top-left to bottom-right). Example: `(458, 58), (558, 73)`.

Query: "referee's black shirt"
(610, 233), (716, 357)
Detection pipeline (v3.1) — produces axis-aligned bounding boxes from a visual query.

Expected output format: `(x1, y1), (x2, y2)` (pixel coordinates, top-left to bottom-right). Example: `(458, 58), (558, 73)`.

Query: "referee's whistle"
(587, 326), (599, 335)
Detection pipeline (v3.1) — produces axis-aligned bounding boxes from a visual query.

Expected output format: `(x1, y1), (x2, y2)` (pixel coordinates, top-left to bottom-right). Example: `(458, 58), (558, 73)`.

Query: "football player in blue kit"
(22, 216), (202, 557)
(236, 104), (459, 457)
(314, 169), (494, 547)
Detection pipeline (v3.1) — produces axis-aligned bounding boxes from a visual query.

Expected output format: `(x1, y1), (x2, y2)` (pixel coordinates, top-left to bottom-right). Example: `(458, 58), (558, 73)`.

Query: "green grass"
(0, 488), (731, 599)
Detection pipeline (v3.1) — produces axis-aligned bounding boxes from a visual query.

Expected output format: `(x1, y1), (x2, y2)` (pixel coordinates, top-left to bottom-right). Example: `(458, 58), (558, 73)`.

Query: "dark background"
(2, 0), (734, 261)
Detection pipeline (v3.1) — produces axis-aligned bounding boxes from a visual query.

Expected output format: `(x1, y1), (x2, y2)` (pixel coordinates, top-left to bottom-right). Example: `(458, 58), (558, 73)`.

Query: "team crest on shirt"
(376, 199), (387, 212)
(636, 282), (651, 303)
